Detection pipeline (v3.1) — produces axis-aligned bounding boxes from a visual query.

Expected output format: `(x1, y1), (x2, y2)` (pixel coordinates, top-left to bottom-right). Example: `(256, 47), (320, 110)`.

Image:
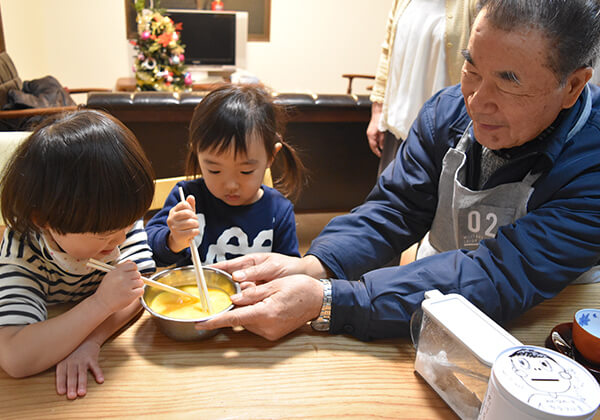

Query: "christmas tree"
(131, 0), (192, 91)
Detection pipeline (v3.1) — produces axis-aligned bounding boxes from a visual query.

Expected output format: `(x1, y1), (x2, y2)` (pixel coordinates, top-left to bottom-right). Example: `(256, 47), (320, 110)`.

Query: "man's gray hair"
(478, 0), (600, 83)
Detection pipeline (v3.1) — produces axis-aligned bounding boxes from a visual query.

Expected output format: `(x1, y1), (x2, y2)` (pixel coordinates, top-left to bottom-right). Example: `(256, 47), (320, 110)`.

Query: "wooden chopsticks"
(178, 187), (213, 313)
(86, 258), (199, 302)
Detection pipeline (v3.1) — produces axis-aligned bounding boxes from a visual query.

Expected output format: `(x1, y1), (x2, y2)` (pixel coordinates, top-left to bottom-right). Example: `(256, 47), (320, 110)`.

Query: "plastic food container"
(412, 290), (522, 419)
(479, 345), (600, 419)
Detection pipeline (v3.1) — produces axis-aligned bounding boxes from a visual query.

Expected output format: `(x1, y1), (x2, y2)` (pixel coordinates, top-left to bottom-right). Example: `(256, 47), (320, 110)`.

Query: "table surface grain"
(2, 283), (599, 419)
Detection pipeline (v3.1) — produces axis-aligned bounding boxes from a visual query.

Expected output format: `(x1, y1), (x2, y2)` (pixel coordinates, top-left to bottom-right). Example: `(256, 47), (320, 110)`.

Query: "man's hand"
(55, 340), (103, 400)
(196, 275), (324, 341)
(211, 253), (328, 284)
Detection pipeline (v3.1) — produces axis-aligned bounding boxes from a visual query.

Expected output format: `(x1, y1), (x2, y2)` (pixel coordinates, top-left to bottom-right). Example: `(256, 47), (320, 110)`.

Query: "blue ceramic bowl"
(573, 308), (600, 365)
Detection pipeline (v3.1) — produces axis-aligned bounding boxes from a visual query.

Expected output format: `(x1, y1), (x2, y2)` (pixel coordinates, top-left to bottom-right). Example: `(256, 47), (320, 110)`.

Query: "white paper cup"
(478, 346), (600, 420)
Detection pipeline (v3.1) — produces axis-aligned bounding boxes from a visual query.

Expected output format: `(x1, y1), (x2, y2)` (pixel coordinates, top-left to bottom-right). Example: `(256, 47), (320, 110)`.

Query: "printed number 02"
(467, 211), (498, 237)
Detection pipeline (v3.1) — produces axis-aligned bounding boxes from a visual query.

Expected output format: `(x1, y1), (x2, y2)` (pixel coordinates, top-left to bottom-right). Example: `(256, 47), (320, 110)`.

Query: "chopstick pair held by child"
(0, 110), (155, 399)
(146, 85), (305, 266)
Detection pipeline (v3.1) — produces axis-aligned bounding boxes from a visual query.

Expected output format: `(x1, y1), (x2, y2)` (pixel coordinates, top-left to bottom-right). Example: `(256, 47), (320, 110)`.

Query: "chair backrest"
(0, 51), (21, 109)
(0, 131), (30, 226)
(149, 168), (273, 212)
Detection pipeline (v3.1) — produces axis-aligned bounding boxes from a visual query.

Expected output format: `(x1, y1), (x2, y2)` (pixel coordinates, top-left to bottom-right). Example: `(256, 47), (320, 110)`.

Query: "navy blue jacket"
(308, 84), (600, 341)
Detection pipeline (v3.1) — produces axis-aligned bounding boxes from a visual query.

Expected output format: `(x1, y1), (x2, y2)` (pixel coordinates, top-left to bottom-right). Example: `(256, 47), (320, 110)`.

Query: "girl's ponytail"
(271, 138), (306, 203)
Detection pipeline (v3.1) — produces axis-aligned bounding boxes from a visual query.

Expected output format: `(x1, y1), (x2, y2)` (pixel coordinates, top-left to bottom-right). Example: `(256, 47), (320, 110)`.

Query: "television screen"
(167, 10), (236, 67)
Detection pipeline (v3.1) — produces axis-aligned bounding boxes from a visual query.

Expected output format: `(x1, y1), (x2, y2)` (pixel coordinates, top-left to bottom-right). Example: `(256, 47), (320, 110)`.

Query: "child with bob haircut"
(0, 110), (156, 399)
(146, 84), (305, 266)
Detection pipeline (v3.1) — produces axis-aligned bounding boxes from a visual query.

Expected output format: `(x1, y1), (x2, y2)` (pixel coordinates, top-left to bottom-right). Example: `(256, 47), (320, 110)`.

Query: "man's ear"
(561, 66), (593, 109)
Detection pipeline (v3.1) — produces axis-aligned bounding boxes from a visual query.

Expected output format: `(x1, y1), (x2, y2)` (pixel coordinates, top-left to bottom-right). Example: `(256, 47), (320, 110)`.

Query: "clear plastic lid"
(421, 290), (522, 367)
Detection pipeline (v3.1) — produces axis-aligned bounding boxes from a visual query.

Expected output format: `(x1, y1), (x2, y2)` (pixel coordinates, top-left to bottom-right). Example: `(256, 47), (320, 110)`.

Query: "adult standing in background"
(367, 0), (479, 175)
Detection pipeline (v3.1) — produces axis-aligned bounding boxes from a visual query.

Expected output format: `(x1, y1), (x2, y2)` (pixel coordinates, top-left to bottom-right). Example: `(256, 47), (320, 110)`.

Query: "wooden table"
(2, 283), (599, 419)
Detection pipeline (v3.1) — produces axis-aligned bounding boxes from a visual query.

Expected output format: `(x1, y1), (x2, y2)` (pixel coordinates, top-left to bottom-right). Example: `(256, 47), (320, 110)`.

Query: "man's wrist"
(301, 255), (329, 279)
(310, 279), (332, 332)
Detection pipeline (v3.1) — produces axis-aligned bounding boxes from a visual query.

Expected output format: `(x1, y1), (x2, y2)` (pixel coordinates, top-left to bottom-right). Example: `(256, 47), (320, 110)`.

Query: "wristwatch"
(310, 279), (332, 332)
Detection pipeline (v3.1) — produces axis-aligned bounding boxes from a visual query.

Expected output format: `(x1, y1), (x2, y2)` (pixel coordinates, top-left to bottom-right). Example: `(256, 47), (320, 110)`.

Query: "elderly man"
(199, 0), (600, 341)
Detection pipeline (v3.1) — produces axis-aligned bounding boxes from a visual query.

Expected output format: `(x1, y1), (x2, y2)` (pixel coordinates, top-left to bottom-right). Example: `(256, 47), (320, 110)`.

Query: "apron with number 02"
(416, 84), (598, 283)
(416, 122), (541, 258)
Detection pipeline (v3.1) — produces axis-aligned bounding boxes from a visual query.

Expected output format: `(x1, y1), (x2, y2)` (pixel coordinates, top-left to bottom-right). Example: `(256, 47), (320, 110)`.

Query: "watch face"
(311, 320), (330, 332)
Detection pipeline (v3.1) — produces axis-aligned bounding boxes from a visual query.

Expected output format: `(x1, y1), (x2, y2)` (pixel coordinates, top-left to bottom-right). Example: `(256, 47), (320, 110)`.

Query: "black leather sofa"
(87, 91), (379, 213)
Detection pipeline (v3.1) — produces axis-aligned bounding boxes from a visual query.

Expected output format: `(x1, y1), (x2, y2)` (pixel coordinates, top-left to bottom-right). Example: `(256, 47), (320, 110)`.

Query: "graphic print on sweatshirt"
(194, 213), (273, 264)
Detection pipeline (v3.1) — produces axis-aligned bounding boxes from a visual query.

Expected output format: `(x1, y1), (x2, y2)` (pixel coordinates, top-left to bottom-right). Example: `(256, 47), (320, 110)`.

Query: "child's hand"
(55, 340), (103, 399)
(94, 261), (144, 314)
(167, 195), (200, 253)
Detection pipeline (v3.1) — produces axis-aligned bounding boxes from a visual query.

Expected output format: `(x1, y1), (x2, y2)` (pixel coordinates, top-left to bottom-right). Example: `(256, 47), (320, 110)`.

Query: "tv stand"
(189, 69), (233, 84)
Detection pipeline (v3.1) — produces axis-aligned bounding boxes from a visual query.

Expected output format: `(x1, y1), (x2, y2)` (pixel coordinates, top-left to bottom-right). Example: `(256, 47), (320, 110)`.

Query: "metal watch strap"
(310, 279), (332, 332)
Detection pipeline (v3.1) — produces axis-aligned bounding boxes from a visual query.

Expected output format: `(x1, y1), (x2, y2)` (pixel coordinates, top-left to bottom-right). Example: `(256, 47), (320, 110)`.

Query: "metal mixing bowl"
(141, 265), (239, 341)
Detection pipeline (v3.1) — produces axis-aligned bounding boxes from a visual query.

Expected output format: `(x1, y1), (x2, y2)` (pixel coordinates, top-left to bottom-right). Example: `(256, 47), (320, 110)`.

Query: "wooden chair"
(0, 51), (109, 128)
(149, 169), (274, 213)
(342, 74), (375, 94)
(0, 130), (30, 230)
(0, 7), (108, 128)
(400, 242), (419, 265)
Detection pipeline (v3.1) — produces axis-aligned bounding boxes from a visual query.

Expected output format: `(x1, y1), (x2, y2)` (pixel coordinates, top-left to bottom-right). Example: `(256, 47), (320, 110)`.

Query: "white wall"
(1, 0), (389, 95)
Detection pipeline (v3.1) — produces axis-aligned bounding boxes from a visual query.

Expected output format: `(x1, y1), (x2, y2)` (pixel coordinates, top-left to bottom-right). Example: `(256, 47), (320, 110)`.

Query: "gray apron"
(416, 85), (598, 283)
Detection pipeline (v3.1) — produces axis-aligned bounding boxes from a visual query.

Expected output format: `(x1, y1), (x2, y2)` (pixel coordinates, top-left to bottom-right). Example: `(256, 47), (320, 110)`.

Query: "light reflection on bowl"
(141, 266), (239, 341)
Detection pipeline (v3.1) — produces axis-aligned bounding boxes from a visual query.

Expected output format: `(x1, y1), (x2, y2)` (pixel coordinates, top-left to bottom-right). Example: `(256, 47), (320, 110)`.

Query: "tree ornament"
(141, 57), (157, 70)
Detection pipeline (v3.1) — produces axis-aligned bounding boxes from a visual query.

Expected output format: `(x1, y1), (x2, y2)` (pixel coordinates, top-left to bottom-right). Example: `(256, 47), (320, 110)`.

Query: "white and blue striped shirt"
(0, 220), (155, 326)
